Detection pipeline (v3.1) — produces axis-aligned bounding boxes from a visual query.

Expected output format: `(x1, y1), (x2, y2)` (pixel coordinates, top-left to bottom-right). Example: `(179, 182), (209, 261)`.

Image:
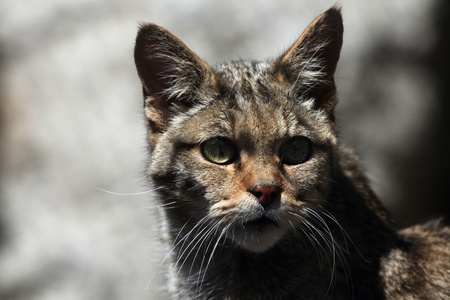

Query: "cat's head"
(135, 8), (343, 252)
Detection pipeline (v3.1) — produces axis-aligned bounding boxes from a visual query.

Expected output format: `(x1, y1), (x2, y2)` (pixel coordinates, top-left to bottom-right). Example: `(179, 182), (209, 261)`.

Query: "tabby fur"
(134, 7), (450, 300)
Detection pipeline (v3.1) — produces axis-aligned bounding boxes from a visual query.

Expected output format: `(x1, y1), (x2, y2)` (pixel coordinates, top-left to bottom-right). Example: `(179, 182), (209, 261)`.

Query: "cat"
(134, 7), (450, 300)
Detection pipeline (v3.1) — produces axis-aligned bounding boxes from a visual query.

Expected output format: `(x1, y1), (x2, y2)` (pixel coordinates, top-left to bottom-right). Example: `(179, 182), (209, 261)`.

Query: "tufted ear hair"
(134, 24), (217, 137)
(274, 7), (343, 118)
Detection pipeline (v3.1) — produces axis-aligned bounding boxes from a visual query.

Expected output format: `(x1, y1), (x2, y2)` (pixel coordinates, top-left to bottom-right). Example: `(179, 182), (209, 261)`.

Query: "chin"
(229, 219), (291, 253)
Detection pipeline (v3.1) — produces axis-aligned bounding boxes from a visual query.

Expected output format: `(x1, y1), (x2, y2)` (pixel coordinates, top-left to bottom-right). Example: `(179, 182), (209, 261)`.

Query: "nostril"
(251, 185), (280, 207)
(254, 192), (263, 199)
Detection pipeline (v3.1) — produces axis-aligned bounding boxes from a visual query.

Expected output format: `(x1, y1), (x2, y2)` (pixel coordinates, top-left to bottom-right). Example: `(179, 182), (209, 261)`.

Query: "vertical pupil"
(202, 137), (236, 164)
(279, 137), (310, 165)
(218, 143), (224, 158)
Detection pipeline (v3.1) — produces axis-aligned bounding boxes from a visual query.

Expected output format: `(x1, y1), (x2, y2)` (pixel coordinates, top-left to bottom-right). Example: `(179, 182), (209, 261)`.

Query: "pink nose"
(251, 185), (280, 207)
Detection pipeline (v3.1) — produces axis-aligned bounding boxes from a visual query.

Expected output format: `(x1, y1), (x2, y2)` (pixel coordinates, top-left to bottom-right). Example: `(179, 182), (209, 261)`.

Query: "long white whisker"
(94, 186), (164, 196)
(199, 222), (229, 289)
(142, 215), (193, 299)
(174, 218), (216, 281)
(164, 217), (209, 286)
(314, 206), (354, 297)
(144, 201), (178, 210)
(190, 221), (220, 281)
(289, 217), (324, 267)
(318, 205), (368, 263)
(302, 219), (329, 258)
(289, 211), (331, 270)
(305, 208), (337, 291)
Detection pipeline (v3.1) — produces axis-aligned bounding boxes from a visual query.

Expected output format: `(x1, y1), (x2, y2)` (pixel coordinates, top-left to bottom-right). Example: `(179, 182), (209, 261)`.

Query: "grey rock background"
(0, 1), (448, 299)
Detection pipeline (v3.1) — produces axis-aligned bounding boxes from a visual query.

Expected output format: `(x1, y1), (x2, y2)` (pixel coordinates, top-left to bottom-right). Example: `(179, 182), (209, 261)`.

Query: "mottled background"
(1, 1), (449, 299)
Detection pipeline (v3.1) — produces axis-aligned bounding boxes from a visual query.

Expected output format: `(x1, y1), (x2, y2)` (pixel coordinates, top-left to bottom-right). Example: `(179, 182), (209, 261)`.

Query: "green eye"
(280, 136), (311, 165)
(201, 137), (238, 165)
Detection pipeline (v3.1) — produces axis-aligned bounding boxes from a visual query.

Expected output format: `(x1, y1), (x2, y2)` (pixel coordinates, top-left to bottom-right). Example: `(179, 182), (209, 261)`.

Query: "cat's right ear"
(134, 24), (217, 137)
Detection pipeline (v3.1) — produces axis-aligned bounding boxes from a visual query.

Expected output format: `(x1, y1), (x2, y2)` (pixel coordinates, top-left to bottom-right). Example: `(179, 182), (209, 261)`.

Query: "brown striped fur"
(134, 7), (450, 299)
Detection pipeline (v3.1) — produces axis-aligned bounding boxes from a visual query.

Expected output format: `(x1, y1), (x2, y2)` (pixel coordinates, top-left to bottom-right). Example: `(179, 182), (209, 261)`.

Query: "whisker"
(196, 222), (228, 295)
(288, 212), (327, 267)
(94, 185), (164, 196)
(142, 216), (193, 299)
(305, 208), (337, 291)
(314, 206), (355, 297)
(318, 205), (369, 263)
(189, 221), (219, 281)
(174, 218), (215, 281)
(144, 201), (178, 210)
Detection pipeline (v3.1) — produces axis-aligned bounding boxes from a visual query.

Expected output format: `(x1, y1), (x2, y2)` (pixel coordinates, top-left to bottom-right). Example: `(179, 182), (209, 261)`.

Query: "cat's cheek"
(283, 156), (331, 188)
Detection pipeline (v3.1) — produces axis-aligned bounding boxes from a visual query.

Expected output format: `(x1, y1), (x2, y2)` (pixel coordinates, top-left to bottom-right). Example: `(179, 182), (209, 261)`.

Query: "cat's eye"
(201, 137), (238, 165)
(279, 136), (311, 165)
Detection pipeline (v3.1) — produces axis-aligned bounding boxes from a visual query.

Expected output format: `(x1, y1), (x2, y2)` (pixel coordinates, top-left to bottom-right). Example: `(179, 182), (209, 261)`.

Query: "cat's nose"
(251, 185), (281, 207)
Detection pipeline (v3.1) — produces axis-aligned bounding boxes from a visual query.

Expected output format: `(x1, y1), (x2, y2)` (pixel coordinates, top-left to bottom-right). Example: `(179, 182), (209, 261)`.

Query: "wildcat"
(134, 7), (450, 300)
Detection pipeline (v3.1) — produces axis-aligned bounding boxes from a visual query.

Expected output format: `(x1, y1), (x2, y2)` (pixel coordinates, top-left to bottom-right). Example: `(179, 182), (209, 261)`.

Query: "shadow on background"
(0, 44), (7, 248)
(343, 0), (450, 227)
(396, 0), (450, 225)
(425, 0), (450, 224)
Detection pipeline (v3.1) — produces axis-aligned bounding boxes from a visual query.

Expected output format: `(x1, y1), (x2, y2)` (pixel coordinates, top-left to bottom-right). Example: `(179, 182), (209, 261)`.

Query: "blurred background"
(1, 0), (449, 299)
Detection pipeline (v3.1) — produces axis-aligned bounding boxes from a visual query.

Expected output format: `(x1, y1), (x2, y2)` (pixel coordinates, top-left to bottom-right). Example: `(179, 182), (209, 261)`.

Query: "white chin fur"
(230, 225), (289, 253)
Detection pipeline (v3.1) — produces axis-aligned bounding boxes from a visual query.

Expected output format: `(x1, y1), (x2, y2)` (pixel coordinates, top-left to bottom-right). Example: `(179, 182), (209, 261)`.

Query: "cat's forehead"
(211, 61), (331, 135)
(214, 60), (272, 84)
(167, 60), (335, 146)
(177, 94), (333, 149)
(214, 61), (274, 100)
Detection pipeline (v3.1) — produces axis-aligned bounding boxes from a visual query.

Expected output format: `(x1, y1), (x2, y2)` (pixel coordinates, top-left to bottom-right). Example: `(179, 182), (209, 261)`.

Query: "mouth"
(243, 216), (278, 230)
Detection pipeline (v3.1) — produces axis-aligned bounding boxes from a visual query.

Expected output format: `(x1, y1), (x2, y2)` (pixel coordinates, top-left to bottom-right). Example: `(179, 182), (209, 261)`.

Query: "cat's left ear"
(274, 7), (343, 117)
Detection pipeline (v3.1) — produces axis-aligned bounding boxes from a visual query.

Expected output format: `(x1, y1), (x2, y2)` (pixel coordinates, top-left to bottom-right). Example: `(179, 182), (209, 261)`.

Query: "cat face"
(152, 83), (337, 251)
(135, 9), (343, 252)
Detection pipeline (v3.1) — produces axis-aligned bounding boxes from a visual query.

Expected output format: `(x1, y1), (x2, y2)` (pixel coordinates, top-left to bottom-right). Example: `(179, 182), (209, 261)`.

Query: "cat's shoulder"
(381, 219), (450, 299)
(398, 220), (450, 272)
(400, 218), (450, 243)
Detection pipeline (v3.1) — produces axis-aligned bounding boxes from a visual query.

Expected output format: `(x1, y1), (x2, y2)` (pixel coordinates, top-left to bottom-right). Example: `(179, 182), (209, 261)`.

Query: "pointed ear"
(274, 7), (343, 117)
(134, 24), (217, 136)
